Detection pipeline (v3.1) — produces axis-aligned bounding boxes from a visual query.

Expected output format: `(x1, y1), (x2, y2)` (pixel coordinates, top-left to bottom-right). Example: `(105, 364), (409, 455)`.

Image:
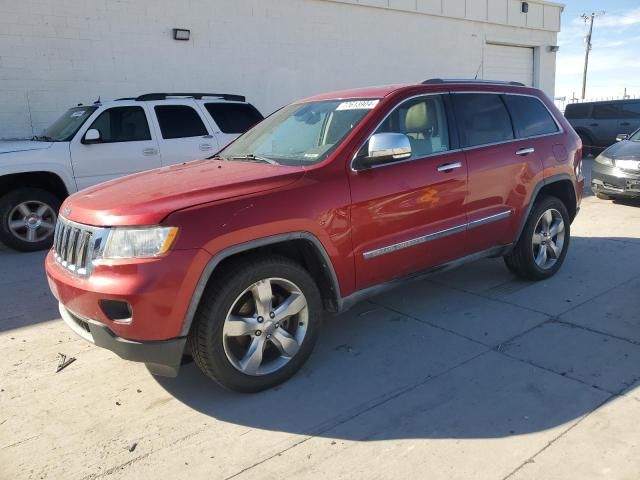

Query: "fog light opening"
(100, 300), (133, 323)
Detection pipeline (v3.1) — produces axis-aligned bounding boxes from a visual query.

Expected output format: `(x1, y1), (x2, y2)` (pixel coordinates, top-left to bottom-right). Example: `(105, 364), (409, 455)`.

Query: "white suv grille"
(53, 217), (107, 276)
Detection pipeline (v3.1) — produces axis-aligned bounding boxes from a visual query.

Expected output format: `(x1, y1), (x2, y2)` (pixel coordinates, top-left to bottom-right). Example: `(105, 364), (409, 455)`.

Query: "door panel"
(147, 100), (218, 166)
(350, 151), (468, 290)
(463, 138), (546, 254)
(619, 101), (640, 136)
(591, 103), (622, 147)
(70, 105), (160, 190)
(350, 94), (468, 290)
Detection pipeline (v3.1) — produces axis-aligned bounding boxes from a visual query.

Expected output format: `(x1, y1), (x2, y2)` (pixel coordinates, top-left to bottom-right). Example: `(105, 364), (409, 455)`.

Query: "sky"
(556, 0), (640, 102)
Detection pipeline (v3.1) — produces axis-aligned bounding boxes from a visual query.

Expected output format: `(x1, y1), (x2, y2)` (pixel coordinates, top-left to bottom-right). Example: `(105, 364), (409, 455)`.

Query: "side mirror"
(354, 133), (412, 170)
(616, 134), (629, 142)
(82, 128), (102, 144)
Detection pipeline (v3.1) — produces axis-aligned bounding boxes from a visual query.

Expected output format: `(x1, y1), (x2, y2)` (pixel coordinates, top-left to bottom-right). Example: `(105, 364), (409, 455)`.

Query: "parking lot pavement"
(2, 166), (640, 479)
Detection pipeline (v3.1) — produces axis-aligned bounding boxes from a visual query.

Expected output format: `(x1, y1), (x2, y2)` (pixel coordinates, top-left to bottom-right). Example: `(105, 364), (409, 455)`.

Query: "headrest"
(405, 102), (428, 133)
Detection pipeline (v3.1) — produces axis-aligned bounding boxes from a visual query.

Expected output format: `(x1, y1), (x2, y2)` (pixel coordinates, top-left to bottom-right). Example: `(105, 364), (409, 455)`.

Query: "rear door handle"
(142, 148), (158, 156)
(516, 147), (535, 156)
(199, 143), (213, 151)
(589, 123), (599, 127)
(620, 122), (631, 126)
(437, 161), (462, 172)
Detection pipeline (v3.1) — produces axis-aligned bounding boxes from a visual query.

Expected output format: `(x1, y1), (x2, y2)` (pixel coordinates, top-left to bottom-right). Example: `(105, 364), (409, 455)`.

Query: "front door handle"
(437, 161), (462, 172)
(199, 144), (213, 151)
(516, 147), (535, 156)
(142, 148), (158, 156)
(589, 123), (599, 127)
(620, 122), (631, 126)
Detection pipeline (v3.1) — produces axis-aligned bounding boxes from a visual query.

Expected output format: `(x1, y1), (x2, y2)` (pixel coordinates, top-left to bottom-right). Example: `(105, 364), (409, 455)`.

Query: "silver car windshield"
(218, 99), (380, 166)
(630, 130), (640, 142)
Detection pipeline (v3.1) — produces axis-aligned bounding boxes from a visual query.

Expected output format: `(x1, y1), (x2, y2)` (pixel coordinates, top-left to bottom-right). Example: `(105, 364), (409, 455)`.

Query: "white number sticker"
(336, 100), (380, 111)
(70, 111), (85, 117)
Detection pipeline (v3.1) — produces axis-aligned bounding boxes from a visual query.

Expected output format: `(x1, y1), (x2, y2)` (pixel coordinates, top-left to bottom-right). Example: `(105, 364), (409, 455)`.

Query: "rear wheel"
(504, 196), (571, 281)
(0, 188), (60, 252)
(188, 255), (322, 392)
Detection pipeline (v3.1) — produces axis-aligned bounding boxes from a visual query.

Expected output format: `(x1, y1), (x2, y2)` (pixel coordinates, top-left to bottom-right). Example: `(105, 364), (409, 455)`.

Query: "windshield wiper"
(32, 135), (54, 142)
(230, 154), (279, 165)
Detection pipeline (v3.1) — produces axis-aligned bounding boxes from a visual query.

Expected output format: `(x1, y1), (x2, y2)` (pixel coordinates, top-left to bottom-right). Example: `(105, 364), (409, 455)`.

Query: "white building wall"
(0, 0), (562, 139)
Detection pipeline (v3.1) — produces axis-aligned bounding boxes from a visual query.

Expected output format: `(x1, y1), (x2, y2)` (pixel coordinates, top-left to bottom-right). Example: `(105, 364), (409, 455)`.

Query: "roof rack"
(123, 93), (247, 102)
(422, 78), (526, 87)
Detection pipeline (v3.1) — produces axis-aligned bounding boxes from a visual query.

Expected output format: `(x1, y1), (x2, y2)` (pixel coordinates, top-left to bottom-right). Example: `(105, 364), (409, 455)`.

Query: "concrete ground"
(1, 160), (640, 480)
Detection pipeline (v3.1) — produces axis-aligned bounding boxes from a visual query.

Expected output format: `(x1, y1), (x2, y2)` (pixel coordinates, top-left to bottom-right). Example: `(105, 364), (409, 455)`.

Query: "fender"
(179, 231), (341, 337)
(511, 173), (577, 247)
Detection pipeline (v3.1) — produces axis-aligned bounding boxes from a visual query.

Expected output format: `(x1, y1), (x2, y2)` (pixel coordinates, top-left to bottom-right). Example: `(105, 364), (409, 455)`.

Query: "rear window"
(621, 101), (640, 118)
(592, 103), (621, 120)
(564, 103), (591, 119)
(504, 95), (559, 138)
(154, 105), (208, 139)
(452, 93), (514, 148)
(205, 103), (263, 134)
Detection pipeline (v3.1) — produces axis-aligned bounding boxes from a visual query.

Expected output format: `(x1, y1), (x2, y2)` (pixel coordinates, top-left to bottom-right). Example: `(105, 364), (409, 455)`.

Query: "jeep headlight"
(102, 226), (178, 259)
(595, 153), (614, 166)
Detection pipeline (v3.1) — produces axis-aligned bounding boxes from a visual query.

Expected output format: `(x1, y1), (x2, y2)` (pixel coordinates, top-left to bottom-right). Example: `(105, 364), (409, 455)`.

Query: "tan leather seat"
(404, 102), (432, 156)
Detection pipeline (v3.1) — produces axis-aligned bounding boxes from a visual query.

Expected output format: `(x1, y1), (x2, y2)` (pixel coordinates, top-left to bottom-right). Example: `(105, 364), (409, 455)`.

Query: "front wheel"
(188, 255), (323, 392)
(504, 196), (571, 281)
(0, 188), (60, 252)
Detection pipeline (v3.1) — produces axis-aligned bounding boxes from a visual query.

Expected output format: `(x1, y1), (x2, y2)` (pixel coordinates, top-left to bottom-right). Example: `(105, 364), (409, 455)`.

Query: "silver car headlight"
(595, 153), (614, 166)
(102, 226), (178, 259)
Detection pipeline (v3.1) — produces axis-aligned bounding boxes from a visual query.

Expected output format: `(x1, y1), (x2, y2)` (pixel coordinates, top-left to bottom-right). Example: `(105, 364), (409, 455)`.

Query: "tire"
(188, 255), (323, 393)
(0, 188), (60, 252)
(578, 133), (593, 158)
(504, 195), (571, 281)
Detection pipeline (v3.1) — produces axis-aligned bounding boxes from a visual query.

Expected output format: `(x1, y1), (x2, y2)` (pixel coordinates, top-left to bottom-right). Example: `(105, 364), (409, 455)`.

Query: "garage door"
(484, 44), (534, 86)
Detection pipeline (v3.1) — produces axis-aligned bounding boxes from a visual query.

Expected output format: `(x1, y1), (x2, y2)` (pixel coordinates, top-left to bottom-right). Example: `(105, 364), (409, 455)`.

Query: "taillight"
(574, 150), (582, 176)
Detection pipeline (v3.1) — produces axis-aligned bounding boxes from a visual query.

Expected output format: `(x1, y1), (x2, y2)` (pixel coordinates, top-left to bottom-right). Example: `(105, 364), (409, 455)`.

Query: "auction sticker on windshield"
(336, 100), (380, 111)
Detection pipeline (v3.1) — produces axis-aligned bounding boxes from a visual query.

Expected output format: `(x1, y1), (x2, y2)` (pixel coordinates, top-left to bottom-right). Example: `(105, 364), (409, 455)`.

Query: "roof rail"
(422, 78), (526, 87)
(132, 92), (247, 102)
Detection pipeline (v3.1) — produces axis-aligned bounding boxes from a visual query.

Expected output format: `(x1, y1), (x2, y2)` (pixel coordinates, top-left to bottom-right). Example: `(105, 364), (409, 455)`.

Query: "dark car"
(565, 99), (640, 156)
(592, 128), (640, 200)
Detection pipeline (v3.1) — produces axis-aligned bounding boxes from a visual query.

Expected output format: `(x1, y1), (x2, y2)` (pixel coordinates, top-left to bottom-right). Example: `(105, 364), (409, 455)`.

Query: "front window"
(218, 99), (379, 166)
(39, 106), (97, 142)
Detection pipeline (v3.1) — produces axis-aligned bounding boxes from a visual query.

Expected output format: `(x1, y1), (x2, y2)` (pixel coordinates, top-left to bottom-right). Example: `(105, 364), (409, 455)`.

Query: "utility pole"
(581, 11), (605, 100)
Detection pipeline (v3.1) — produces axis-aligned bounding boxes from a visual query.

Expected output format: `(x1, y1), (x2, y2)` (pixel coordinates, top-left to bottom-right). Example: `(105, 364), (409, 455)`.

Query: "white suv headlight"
(102, 226), (178, 259)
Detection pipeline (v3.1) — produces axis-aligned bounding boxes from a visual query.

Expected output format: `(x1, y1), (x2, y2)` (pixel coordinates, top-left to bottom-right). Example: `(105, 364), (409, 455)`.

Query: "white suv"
(0, 93), (263, 251)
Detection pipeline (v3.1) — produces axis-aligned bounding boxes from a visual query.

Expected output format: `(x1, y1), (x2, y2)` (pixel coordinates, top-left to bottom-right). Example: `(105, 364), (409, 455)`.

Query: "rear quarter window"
(205, 103), (264, 134)
(504, 95), (559, 138)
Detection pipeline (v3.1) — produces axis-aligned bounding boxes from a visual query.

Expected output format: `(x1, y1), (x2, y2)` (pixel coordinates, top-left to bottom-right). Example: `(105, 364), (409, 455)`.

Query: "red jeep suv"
(46, 79), (584, 392)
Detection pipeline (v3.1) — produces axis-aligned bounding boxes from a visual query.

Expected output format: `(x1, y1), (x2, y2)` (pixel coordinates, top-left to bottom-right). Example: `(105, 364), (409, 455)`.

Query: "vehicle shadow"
(154, 235), (640, 441)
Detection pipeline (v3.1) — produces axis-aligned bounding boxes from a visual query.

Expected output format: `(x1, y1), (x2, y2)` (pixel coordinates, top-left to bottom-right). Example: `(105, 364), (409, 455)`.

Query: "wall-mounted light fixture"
(521, 2), (529, 13)
(173, 28), (190, 41)
(548, 45), (560, 52)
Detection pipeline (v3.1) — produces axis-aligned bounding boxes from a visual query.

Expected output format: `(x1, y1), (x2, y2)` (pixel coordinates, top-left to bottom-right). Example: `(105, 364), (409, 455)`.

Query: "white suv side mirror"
(83, 128), (102, 144)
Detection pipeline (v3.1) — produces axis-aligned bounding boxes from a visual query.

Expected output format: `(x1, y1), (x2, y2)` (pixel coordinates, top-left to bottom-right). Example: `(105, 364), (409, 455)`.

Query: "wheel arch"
(512, 175), (577, 246)
(0, 171), (70, 200)
(180, 232), (342, 337)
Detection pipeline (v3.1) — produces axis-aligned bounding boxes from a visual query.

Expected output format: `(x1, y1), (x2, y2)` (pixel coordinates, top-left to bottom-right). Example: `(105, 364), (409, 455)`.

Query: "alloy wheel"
(532, 208), (565, 270)
(222, 277), (309, 376)
(7, 201), (57, 243)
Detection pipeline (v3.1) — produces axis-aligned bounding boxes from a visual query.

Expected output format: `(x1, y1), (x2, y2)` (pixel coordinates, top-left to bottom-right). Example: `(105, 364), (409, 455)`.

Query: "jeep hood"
(0, 140), (53, 154)
(62, 159), (305, 226)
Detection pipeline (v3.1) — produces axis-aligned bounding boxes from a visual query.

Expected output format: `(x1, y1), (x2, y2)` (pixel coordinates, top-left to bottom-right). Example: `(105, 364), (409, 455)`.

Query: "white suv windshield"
(39, 106), (97, 142)
(218, 99), (379, 165)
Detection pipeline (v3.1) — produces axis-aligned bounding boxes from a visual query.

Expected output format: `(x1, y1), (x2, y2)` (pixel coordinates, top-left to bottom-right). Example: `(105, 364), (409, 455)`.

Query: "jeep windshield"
(217, 99), (380, 166)
(37, 106), (97, 142)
